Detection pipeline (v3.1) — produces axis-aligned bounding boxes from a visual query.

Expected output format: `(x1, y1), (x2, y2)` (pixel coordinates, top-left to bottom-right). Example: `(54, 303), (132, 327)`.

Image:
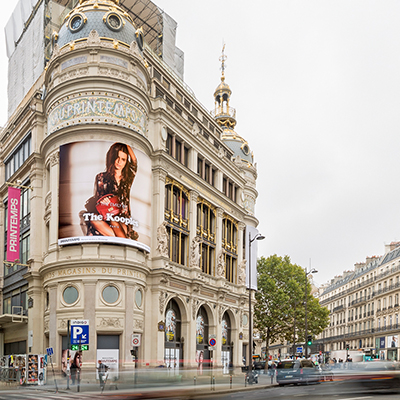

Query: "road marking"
(338, 397), (372, 400)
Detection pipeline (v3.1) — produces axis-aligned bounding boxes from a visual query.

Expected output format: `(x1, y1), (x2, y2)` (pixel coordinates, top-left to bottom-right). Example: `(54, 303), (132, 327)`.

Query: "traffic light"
(307, 335), (312, 346)
(346, 344), (349, 351)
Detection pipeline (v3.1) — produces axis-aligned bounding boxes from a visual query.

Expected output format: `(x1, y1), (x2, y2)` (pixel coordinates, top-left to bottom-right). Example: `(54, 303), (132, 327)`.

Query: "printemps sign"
(48, 96), (147, 135)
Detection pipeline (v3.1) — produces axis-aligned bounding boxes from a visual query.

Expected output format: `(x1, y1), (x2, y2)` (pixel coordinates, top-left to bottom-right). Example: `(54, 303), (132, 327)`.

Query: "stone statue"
(190, 236), (202, 268)
(217, 250), (225, 277)
(238, 260), (247, 285)
(156, 222), (169, 257)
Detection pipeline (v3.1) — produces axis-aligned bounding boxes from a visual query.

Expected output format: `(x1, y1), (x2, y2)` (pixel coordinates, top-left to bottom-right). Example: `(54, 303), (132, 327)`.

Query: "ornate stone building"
(316, 242), (400, 361)
(0, 0), (260, 373)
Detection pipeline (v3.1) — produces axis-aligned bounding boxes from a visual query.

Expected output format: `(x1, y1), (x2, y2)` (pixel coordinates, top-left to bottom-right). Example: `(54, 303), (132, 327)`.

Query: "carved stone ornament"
(160, 274), (169, 284)
(49, 152), (59, 167)
(238, 259), (247, 286)
(240, 310), (243, 327)
(217, 208), (224, 219)
(87, 29), (101, 46)
(59, 319), (68, 330)
(159, 291), (167, 314)
(217, 250), (225, 277)
(129, 40), (140, 56)
(133, 319), (143, 330)
(218, 305), (225, 323)
(218, 146), (225, 158)
(44, 320), (49, 332)
(98, 318), (122, 328)
(190, 236), (202, 268)
(192, 122), (200, 137)
(50, 44), (60, 61)
(192, 298), (199, 320)
(156, 222), (169, 257)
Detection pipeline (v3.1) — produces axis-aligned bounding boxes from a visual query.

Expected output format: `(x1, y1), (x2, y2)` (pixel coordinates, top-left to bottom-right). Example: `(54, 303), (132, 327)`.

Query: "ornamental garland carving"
(238, 260), (247, 286)
(44, 319), (49, 332)
(217, 250), (225, 278)
(98, 318), (122, 328)
(156, 222), (169, 258)
(159, 291), (167, 314)
(192, 298), (199, 320)
(190, 236), (202, 268)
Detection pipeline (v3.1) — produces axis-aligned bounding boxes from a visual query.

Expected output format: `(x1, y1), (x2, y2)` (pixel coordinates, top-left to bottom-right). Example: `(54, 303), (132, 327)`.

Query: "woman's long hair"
(105, 142), (130, 181)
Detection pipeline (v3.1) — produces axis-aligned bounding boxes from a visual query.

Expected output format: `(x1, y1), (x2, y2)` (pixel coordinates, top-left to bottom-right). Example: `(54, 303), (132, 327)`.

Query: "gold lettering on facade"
(43, 267), (145, 281)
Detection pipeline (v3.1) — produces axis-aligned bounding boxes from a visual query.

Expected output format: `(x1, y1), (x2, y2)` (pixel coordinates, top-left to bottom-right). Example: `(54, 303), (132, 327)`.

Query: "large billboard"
(59, 141), (151, 252)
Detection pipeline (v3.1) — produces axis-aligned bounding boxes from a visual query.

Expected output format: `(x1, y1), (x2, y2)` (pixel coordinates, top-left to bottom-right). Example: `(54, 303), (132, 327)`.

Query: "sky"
(1, 1), (400, 287)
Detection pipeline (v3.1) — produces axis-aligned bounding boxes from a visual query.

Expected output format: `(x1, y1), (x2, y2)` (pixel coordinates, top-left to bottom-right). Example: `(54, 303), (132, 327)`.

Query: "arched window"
(164, 178), (189, 265)
(197, 200), (216, 275)
(196, 306), (210, 370)
(164, 299), (182, 369)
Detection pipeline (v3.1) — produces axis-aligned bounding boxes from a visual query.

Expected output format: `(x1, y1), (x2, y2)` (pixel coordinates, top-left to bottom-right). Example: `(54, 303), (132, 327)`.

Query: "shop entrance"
(164, 299), (183, 369)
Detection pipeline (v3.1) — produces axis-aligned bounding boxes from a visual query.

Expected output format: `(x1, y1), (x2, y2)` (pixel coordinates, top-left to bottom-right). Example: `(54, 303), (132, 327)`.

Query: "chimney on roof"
(385, 241), (400, 253)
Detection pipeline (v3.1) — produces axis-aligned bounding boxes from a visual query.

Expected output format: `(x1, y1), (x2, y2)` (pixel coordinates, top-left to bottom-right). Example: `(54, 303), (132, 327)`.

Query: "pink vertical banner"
(7, 187), (21, 262)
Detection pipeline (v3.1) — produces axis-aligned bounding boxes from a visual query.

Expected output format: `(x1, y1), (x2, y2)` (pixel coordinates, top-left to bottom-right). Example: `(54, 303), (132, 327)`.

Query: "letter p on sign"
(73, 326), (83, 339)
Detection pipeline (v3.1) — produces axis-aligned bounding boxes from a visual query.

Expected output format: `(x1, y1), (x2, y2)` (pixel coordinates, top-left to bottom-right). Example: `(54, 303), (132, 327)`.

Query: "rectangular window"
(192, 107), (198, 117)
(176, 92), (183, 102)
(155, 86), (165, 98)
(5, 134), (32, 180)
(175, 105), (182, 116)
(153, 68), (162, 81)
(183, 146), (189, 167)
(166, 96), (174, 108)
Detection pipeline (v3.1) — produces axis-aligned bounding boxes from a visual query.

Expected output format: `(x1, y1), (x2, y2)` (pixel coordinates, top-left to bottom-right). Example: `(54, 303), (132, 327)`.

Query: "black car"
(276, 359), (321, 386)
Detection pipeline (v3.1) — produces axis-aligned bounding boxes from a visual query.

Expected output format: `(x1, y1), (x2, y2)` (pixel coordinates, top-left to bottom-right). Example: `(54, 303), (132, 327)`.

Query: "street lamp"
(304, 266), (317, 358)
(248, 232), (265, 376)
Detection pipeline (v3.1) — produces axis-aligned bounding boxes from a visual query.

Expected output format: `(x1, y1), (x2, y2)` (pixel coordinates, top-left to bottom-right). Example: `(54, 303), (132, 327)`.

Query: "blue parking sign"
(46, 347), (54, 356)
(70, 319), (89, 345)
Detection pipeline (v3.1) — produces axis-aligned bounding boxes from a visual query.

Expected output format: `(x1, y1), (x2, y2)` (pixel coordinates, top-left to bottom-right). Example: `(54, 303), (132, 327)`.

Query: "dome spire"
(213, 45), (236, 129)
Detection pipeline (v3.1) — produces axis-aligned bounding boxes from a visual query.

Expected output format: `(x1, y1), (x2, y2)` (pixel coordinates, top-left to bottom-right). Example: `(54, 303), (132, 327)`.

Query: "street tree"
(253, 255), (329, 359)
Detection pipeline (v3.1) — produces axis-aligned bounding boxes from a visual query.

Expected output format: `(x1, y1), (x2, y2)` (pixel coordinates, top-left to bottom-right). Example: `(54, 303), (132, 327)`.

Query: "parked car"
(276, 359), (321, 386)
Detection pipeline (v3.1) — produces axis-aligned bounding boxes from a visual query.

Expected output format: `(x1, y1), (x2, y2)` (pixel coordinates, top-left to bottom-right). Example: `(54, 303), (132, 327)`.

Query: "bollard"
(194, 376), (196, 386)
(230, 374), (232, 389)
(245, 373), (247, 387)
(212, 376), (215, 391)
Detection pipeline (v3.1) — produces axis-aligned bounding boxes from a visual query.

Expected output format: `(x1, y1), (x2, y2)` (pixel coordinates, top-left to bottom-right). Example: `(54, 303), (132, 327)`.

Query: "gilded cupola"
(55, 0), (144, 53)
(212, 46), (253, 165)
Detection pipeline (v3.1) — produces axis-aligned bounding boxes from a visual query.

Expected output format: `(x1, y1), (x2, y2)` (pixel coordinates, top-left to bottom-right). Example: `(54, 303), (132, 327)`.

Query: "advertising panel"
(7, 187), (21, 262)
(59, 141), (151, 252)
(387, 335), (398, 348)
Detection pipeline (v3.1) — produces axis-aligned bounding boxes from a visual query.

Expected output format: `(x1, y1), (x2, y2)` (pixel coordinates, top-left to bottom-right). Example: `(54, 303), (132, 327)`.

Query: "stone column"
(83, 280), (97, 368)
(124, 282), (135, 368)
(189, 190), (199, 245)
(48, 283), (58, 364)
(152, 168), (167, 260)
(238, 222), (246, 265)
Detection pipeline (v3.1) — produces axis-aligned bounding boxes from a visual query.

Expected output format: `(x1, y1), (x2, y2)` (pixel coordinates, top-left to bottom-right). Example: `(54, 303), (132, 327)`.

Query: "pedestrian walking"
(97, 360), (109, 390)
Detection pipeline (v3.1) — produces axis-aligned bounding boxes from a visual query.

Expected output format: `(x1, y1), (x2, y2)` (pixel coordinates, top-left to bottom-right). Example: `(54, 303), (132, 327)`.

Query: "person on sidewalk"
(97, 360), (109, 389)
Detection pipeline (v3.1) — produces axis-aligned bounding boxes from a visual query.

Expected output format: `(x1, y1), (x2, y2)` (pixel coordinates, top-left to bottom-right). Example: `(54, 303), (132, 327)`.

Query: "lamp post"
(248, 232), (265, 377)
(304, 266), (317, 358)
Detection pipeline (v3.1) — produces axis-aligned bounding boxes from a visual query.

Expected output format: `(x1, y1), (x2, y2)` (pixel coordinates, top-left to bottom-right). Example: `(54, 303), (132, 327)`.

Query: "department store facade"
(0, 0), (259, 373)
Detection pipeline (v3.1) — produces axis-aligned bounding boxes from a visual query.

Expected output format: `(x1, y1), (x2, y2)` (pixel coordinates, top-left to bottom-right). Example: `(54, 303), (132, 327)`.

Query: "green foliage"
(254, 255), (329, 355)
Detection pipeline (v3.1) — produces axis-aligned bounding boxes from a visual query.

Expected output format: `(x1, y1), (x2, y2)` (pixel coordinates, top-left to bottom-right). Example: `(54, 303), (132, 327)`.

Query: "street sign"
(296, 347), (304, 353)
(46, 347), (54, 356)
(209, 338), (216, 347)
(71, 319), (89, 345)
(71, 344), (89, 351)
(132, 334), (141, 347)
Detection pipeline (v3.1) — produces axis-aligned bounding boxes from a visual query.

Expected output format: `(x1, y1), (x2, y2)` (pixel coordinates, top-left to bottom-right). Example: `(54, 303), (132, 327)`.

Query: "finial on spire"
(219, 43), (227, 82)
